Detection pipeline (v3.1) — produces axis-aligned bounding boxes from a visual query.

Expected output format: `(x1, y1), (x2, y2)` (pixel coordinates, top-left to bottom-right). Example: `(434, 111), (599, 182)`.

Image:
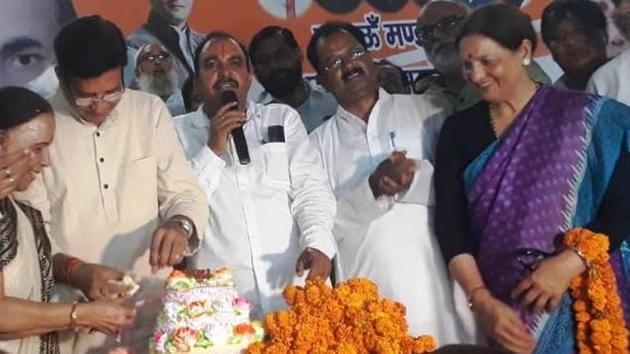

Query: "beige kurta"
(0, 199), (43, 354)
(18, 89), (209, 353)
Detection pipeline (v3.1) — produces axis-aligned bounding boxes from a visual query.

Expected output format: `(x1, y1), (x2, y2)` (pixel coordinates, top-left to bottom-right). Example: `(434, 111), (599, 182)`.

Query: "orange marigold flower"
(248, 278), (435, 353)
(564, 228), (628, 354)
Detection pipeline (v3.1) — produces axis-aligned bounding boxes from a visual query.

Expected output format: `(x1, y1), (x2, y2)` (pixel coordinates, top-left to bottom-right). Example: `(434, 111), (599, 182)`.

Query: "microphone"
(221, 90), (250, 165)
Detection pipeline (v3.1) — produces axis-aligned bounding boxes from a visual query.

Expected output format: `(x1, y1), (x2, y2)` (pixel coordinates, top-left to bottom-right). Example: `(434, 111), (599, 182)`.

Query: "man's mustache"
(213, 78), (239, 90)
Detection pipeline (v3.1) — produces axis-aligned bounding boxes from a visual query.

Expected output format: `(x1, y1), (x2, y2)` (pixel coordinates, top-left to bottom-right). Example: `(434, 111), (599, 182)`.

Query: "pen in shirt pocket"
(389, 131), (397, 151)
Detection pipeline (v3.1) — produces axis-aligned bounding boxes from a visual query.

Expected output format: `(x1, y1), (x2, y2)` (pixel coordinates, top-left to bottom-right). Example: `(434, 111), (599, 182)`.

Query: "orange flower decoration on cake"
(247, 278), (436, 353)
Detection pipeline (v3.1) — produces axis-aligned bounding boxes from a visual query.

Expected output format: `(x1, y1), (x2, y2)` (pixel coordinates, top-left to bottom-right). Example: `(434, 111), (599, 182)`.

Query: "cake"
(152, 268), (264, 354)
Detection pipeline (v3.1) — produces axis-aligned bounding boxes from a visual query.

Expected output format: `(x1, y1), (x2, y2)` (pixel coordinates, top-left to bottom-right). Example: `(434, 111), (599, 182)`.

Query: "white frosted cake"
(151, 268), (264, 354)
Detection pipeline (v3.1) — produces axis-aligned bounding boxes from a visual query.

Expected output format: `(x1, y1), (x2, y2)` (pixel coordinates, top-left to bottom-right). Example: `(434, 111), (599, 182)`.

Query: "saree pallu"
(463, 87), (630, 353)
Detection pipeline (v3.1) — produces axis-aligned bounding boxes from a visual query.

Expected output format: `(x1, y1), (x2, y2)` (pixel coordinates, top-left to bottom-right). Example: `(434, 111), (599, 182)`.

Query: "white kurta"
(0, 199), (44, 354)
(587, 47), (630, 106)
(310, 89), (478, 345)
(174, 102), (336, 318)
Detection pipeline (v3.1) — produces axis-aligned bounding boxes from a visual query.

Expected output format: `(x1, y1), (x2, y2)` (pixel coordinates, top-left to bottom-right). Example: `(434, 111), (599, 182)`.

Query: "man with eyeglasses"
(249, 26), (337, 133)
(131, 43), (186, 116)
(415, 0), (550, 112)
(128, 0), (203, 88)
(19, 16), (208, 353)
(306, 21), (478, 344)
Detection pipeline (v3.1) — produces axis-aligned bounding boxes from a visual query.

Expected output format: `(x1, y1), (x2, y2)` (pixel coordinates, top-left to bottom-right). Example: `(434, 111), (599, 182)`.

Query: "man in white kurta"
(20, 16), (208, 353)
(587, 47), (630, 106)
(174, 32), (336, 318)
(307, 22), (477, 345)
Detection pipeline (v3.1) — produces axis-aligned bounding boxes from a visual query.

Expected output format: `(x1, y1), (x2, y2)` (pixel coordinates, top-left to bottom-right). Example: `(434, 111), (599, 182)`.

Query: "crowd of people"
(0, 0), (629, 353)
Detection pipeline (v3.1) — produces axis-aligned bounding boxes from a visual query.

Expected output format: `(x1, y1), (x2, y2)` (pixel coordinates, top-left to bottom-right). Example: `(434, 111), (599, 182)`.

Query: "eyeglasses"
(320, 46), (367, 73)
(141, 52), (171, 63)
(73, 89), (125, 107)
(415, 15), (465, 44)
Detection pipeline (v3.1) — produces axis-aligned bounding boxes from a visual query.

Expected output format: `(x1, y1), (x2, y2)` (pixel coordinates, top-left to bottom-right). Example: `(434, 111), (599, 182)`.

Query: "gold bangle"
(69, 301), (79, 332)
(567, 246), (591, 269)
(467, 286), (487, 310)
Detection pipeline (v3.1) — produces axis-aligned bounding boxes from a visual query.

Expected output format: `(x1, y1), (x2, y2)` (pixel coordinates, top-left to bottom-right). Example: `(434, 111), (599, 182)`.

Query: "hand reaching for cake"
(74, 300), (136, 337)
(295, 247), (332, 281)
(72, 263), (137, 301)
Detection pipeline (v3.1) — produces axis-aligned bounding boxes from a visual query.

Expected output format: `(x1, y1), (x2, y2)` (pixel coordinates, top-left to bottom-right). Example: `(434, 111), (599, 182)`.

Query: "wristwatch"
(172, 217), (194, 239)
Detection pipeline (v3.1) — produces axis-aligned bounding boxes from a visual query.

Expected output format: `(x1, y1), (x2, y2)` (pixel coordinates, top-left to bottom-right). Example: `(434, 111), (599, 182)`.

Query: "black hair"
(0, 87), (53, 131)
(307, 21), (367, 73)
(193, 31), (250, 76)
(541, 0), (608, 45)
(181, 76), (196, 113)
(456, 4), (538, 53)
(54, 15), (127, 79)
(55, 0), (77, 26)
(249, 26), (300, 65)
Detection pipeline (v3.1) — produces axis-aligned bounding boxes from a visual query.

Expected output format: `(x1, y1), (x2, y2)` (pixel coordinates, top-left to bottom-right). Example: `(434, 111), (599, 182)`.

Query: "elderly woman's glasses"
(73, 89), (125, 107)
(320, 46), (367, 73)
(415, 15), (466, 44)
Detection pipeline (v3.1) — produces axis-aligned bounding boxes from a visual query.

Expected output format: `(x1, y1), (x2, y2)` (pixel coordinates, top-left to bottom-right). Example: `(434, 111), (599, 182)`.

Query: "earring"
(523, 58), (531, 66)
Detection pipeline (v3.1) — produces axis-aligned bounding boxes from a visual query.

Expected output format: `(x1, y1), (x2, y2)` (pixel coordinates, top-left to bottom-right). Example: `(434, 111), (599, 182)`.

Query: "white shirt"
(310, 89), (478, 345)
(165, 89), (186, 116)
(255, 79), (338, 133)
(174, 102), (336, 318)
(587, 47), (630, 106)
(18, 89), (209, 353)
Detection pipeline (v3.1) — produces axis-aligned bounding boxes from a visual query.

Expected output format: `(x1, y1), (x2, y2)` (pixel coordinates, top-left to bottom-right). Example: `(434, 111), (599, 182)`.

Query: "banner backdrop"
(1, 0), (627, 89)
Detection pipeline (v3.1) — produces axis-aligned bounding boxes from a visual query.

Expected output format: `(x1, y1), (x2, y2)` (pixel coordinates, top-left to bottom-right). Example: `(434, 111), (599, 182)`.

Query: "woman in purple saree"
(435, 4), (629, 353)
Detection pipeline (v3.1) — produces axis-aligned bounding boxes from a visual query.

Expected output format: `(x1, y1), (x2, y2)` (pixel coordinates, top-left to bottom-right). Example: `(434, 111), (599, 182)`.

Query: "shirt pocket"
(260, 142), (290, 189)
(391, 130), (423, 160)
(119, 156), (158, 224)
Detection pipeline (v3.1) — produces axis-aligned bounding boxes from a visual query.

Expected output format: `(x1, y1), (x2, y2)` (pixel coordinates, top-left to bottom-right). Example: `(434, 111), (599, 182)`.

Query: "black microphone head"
(221, 90), (239, 105)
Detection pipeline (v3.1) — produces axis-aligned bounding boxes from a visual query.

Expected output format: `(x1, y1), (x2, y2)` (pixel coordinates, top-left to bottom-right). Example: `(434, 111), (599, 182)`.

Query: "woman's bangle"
(69, 301), (80, 332)
(467, 286), (488, 310)
(567, 245), (591, 269)
(62, 257), (82, 287)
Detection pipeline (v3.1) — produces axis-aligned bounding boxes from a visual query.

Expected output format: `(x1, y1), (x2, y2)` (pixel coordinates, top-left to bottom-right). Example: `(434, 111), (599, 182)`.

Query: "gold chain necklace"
(489, 80), (542, 138)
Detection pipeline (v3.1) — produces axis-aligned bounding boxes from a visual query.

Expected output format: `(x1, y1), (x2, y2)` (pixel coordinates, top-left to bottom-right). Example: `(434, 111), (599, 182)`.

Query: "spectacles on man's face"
(415, 15), (466, 45)
(320, 46), (367, 73)
(142, 52), (171, 63)
(73, 88), (125, 107)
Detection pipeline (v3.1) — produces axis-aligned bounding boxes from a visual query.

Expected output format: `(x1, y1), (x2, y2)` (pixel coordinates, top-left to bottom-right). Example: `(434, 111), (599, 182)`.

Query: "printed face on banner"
(150, 0), (194, 25)
(315, 30), (379, 105)
(197, 38), (252, 109)
(0, 0), (61, 87)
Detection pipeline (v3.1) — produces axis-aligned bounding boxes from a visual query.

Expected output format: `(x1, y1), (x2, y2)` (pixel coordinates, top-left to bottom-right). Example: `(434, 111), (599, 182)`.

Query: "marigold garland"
(564, 228), (628, 354)
(246, 278), (436, 353)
